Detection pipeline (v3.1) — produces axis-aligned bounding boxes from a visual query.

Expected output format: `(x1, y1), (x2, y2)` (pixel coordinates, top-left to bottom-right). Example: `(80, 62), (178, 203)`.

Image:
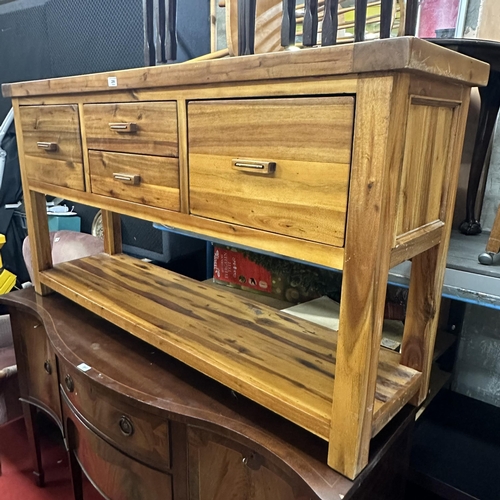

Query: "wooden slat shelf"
(40, 253), (421, 440)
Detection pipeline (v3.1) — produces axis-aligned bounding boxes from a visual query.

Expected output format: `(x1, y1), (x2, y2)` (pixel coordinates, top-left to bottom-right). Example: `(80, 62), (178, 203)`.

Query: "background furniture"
(429, 38), (500, 237)
(2, 38), (487, 479)
(2, 288), (415, 500)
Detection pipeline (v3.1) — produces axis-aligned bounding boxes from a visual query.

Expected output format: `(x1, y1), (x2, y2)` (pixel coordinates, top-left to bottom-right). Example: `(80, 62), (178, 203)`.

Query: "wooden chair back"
(226, 0), (419, 56)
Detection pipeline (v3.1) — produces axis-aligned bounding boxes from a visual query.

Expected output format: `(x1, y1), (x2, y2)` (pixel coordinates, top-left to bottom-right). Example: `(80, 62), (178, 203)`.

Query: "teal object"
(48, 215), (81, 232)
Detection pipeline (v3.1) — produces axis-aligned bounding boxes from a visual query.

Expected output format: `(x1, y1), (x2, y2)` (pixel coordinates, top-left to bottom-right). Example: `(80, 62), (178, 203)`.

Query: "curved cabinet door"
(187, 427), (314, 500)
(9, 310), (61, 426)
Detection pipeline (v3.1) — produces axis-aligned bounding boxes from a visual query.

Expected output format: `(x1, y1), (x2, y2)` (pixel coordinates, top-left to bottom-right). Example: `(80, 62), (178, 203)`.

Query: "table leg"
(460, 70), (500, 235)
(22, 402), (45, 487)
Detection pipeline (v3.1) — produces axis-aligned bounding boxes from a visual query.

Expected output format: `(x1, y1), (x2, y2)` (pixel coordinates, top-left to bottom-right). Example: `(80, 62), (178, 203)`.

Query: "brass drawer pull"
(232, 159), (276, 175)
(113, 173), (141, 185)
(64, 374), (74, 393)
(109, 122), (138, 133)
(37, 141), (58, 151)
(43, 360), (52, 375)
(119, 415), (134, 437)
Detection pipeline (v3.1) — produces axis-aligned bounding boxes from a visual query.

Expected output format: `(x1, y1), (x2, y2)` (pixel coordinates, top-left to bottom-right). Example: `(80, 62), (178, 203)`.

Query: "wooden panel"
(401, 90), (470, 404)
(8, 311), (61, 425)
(187, 427), (298, 500)
(28, 179), (347, 270)
(38, 253), (421, 444)
(189, 97), (354, 247)
(2, 38), (488, 98)
(396, 98), (456, 235)
(19, 104), (84, 191)
(89, 151), (180, 211)
(84, 101), (178, 157)
(101, 210), (122, 255)
(64, 401), (172, 500)
(486, 206), (500, 253)
(59, 359), (170, 471)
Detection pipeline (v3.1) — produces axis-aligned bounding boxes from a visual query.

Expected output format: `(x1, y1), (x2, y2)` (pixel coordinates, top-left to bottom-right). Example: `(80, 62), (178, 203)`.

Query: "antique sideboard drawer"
(188, 96), (354, 247)
(64, 402), (173, 500)
(83, 102), (178, 157)
(88, 150), (180, 211)
(59, 360), (171, 471)
(19, 104), (84, 191)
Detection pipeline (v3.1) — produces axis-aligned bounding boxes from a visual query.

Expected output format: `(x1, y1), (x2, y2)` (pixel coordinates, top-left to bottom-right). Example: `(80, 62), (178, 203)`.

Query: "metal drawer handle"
(43, 360), (52, 375)
(119, 415), (134, 437)
(64, 374), (74, 393)
(37, 141), (58, 151)
(232, 159), (276, 175)
(109, 122), (138, 133)
(113, 173), (141, 185)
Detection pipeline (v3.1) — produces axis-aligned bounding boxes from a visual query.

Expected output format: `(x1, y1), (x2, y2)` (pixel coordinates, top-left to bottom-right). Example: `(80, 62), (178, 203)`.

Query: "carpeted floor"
(0, 417), (100, 499)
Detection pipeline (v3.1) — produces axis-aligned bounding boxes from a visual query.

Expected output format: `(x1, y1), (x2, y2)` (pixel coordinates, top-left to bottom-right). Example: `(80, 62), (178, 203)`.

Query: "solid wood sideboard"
(2, 36), (489, 478)
(2, 288), (415, 500)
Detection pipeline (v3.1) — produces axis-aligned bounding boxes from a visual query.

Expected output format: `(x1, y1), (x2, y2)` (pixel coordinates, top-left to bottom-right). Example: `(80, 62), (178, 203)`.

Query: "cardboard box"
(212, 245), (342, 304)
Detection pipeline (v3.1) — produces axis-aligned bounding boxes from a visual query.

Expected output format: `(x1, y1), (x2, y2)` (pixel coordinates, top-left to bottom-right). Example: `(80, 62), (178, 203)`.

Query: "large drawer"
(84, 102), (178, 157)
(64, 401), (172, 500)
(188, 96), (354, 248)
(59, 359), (171, 471)
(89, 150), (180, 211)
(19, 104), (84, 190)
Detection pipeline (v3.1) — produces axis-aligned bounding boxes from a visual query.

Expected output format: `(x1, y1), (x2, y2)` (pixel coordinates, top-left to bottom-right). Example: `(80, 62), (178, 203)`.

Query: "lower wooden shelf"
(40, 253), (421, 441)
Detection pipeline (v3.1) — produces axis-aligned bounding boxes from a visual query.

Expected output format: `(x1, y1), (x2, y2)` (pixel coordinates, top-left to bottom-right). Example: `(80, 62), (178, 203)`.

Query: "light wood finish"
(396, 97), (457, 236)
(38, 252), (421, 442)
(12, 103), (52, 295)
(27, 179), (347, 270)
(6, 38), (485, 479)
(78, 103), (92, 192)
(63, 399), (173, 500)
(390, 221), (444, 269)
(101, 210), (122, 255)
(59, 358), (170, 471)
(486, 205), (500, 253)
(19, 104), (84, 191)
(189, 97), (353, 247)
(401, 89), (471, 404)
(89, 151), (180, 211)
(329, 75), (410, 478)
(83, 102), (178, 157)
(3, 38), (488, 98)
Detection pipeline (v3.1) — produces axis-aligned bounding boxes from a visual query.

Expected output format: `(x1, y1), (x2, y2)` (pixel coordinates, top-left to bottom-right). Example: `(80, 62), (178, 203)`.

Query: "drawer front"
(84, 102), (178, 157)
(89, 150), (180, 211)
(188, 97), (354, 247)
(59, 360), (170, 471)
(64, 403), (172, 500)
(19, 104), (84, 190)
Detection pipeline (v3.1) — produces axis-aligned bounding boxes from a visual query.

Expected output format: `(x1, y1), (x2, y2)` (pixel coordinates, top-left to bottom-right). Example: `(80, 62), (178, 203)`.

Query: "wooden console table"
(2, 288), (415, 500)
(2, 36), (488, 478)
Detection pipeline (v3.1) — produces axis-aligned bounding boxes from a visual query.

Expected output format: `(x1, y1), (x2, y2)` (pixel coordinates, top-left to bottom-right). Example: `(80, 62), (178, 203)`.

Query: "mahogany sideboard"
(2, 288), (415, 500)
(1, 36), (489, 478)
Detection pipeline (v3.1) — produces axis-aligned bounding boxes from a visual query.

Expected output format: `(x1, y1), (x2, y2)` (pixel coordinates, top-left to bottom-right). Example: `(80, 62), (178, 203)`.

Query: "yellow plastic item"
(0, 234), (16, 294)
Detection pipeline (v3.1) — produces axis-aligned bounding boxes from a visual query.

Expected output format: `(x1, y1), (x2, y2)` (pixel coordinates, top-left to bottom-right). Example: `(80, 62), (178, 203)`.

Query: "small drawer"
(84, 102), (178, 157)
(59, 360), (170, 471)
(19, 104), (84, 191)
(188, 96), (354, 248)
(88, 150), (180, 211)
(64, 402), (172, 500)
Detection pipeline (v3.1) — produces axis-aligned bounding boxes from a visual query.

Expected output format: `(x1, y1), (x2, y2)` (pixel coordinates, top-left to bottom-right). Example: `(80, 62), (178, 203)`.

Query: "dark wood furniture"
(429, 38), (500, 237)
(2, 288), (415, 499)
